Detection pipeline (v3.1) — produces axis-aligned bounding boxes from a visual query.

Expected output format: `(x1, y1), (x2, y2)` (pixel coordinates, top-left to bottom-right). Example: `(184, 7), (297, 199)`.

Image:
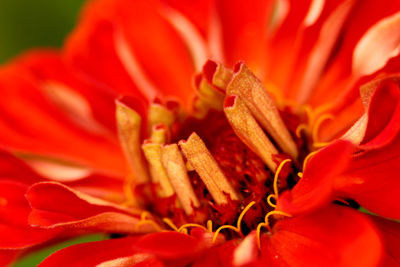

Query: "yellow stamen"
(207, 220), (213, 232)
(295, 123), (309, 138)
(266, 159), (291, 210)
(177, 223), (208, 233)
(273, 159), (292, 198)
(256, 222), (268, 249)
(302, 151), (318, 171)
(264, 210), (292, 232)
(237, 201), (256, 232)
(212, 201), (256, 243)
(266, 194), (276, 208)
(297, 172), (303, 178)
(256, 210), (292, 249)
(312, 113), (334, 143)
(134, 211), (162, 232)
(313, 141), (332, 148)
(135, 220), (162, 232)
(162, 218), (179, 231)
(212, 225), (243, 243)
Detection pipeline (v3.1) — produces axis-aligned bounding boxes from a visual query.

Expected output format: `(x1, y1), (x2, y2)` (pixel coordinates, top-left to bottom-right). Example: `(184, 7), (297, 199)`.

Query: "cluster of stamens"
(116, 60), (333, 248)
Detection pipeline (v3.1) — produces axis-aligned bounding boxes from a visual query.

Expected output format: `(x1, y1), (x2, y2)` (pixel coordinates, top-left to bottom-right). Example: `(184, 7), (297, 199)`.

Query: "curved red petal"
(26, 182), (149, 233)
(309, 0), (400, 107)
(338, 135), (400, 220)
(277, 140), (353, 215)
(0, 181), (60, 249)
(370, 216), (400, 266)
(360, 80), (400, 148)
(261, 205), (382, 267)
(38, 237), (142, 267)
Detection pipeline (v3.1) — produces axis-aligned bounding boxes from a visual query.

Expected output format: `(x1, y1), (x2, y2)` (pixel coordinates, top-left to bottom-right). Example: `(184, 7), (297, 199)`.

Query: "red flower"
(1, 0), (400, 266)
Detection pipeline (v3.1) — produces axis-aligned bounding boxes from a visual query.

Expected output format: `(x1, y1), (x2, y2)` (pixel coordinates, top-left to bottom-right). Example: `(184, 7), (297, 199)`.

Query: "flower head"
(1, 0), (400, 266)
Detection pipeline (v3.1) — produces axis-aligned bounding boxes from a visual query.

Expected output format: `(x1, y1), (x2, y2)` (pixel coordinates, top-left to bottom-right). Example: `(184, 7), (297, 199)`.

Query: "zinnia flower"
(1, 0), (400, 266)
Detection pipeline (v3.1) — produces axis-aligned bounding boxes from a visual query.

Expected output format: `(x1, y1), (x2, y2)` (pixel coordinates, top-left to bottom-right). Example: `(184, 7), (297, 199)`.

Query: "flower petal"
(352, 11), (400, 77)
(65, 0), (198, 107)
(39, 232), (206, 267)
(13, 50), (118, 132)
(38, 237), (142, 267)
(214, 0), (275, 73)
(277, 140), (353, 215)
(0, 250), (19, 267)
(370, 216), (400, 266)
(0, 64), (126, 177)
(26, 182), (154, 233)
(309, 0), (400, 107)
(261, 205), (382, 267)
(338, 135), (400, 220)
(342, 77), (400, 147)
(0, 181), (60, 249)
(0, 149), (42, 184)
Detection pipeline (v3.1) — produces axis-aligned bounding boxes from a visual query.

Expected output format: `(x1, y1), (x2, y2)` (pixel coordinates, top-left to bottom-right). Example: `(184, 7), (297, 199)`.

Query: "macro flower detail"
(1, 0), (400, 266)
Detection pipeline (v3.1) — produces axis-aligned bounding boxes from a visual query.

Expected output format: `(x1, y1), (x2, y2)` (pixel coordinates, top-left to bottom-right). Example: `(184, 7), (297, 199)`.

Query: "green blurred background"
(0, 0), (107, 266)
(0, 0), (85, 63)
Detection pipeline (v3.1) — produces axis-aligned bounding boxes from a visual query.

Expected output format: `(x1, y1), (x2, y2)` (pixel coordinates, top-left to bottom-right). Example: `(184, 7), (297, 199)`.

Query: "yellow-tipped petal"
(196, 76), (225, 111)
(227, 63), (298, 159)
(150, 124), (170, 145)
(161, 144), (200, 215)
(203, 60), (234, 90)
(224, 95), (278, 171)
(116, 101), (149, 184)
(179, 133), (240, 205)
(142, 143), (174, 197)
(148, 103), (175, 130)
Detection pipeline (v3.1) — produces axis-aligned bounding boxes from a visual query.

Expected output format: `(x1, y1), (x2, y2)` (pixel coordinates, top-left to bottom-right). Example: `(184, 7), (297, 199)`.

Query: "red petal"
(64, 0), (147, 100)
(15, 50), (118, 132)
(26, 182), (149, 233)
(266, 0), (313, 88)
(370, 216), (400, 266)
(133, 232), (204, 261)
(0, 63), (126, 177)
(191, 240), (237, 267)
(309, 0), (400, 107)
(65, 0), (198, 107)
(338, 135), (400, 220)
(38, 237), (142, 267)
(0, 250), (19, 267)
(215, 0), (275, 73)
(0, 149), (42, 184)
(0, 181), (60, 249)
(360, 80), (400, 148)
(277, 140), (353, 215)
(39, 232), (207, 267)
(261, 205), (382, 267)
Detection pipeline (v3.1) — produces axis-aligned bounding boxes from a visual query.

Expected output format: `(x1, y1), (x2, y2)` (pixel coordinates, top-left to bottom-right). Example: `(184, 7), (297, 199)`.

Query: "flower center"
(117, 61), (328, 240)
